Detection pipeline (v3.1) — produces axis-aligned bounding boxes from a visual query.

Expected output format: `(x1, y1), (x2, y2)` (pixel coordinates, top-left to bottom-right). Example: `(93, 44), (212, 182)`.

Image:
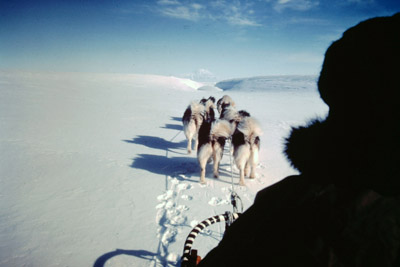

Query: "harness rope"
(227, 138), (243, 214)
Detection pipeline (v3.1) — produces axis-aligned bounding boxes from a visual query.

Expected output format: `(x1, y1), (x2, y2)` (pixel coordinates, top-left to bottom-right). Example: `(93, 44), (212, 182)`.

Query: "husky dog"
(217, 95), (235, 114)
(182, 102), (204, 154)
(197, 119), (232, 184)
(232, 117), (262, 186)
(220, 103), (251, 135)
(182, 97), (216, 154)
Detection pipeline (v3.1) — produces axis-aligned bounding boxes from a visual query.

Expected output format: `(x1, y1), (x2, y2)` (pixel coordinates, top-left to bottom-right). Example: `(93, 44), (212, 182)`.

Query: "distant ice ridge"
(216, 75), (319, 92)
(181, 68), (218, 84)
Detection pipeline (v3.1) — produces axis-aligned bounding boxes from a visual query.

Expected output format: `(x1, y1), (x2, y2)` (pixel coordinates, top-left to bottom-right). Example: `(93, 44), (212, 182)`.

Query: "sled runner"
(181, 211), (241, 267)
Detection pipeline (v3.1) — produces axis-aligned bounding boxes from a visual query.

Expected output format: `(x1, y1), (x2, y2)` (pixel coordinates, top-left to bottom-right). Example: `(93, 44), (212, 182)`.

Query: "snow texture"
(0, 71), (328, 266)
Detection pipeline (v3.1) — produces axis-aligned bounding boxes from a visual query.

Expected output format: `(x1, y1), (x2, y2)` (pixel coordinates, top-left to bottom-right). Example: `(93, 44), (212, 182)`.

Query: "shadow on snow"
(130, 154), (198, 180)
(170, 116), (182, 122)
(123, 135), (186, 155)
(161, 123), (183, 131)
(93, 249), (178, 267)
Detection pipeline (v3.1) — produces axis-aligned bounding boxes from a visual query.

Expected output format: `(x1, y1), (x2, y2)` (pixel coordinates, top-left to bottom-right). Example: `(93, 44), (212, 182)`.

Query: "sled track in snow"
(151, 125), (195, 266)
(153, 176), (194, 266)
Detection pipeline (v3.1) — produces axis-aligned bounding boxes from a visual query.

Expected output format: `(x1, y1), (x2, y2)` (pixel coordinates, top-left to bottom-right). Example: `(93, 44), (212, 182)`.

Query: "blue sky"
(1, 0), (399, 79)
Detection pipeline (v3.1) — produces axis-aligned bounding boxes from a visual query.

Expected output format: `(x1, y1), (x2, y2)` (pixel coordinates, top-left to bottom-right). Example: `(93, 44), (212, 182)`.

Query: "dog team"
(182, 95), (262, 186)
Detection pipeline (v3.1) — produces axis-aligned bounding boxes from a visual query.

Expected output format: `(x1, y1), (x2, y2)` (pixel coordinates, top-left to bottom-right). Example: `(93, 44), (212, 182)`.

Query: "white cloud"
(191, 3), (203, 10)
(274, 0), (319, 12)
(227, 14), (261, 27)
(157, 2), (202, 21)
(213, 0), (261, 26)
(287, 16), (327, 25)
(157, 0), (180, 5)
(156, 0), (261, 26)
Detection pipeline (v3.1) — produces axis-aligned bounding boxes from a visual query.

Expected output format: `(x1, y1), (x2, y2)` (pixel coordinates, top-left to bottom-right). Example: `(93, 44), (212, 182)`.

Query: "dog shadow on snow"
(125, 117), (236, 182)
(161, 123), (183, 131)
(130, 153), (198, 181)
(131, 153), (236, 185)
(161, 117), (183, 131)
(123, 135), (186, 155)
(170, 116), (182, 122)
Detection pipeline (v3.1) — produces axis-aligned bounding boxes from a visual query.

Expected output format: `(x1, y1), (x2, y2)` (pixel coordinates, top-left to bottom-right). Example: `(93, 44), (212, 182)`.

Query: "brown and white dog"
(197, 119), (232, 184)
(182, 97), (216, 154)
(217, 95), (235, 115)
(217, 101), (261, 185)
(232, 117), (262, 186)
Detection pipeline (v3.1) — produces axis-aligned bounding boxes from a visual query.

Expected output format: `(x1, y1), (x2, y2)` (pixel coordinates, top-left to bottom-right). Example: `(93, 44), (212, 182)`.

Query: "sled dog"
(232, 117), (262, 186)
(182, 97), (216, 154)
(197, 119), (232, 184)
(217, 95), (235, 114)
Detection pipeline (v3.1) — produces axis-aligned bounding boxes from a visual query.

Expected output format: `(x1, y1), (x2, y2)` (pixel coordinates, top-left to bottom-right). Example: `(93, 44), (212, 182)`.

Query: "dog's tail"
(184, 101), (205, 124)
(220, 105), (238, 121)
(203, 98), (216, 122)
(190, 101), (205, 116)
(210, 120), (232, 140)
(220, 106), (250, 122)
(204, 98), (216, 111)
(237, 117), (262, 146)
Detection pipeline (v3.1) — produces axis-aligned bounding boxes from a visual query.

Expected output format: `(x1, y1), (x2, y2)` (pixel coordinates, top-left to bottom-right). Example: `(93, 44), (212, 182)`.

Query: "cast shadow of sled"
(93, 249), (179, 267)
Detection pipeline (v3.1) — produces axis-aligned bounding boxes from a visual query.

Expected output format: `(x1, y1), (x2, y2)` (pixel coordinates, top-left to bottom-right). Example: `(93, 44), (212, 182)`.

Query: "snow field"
(0, 71), (328, 266)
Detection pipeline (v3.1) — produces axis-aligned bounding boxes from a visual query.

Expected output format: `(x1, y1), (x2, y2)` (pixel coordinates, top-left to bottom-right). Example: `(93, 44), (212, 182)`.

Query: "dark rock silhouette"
(198, 13), (400, 267)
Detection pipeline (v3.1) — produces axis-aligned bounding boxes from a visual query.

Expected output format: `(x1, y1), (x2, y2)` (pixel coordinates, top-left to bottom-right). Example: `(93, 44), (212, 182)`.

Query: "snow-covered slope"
(216, 75), (318, 92)
(0, 71), (328, 266)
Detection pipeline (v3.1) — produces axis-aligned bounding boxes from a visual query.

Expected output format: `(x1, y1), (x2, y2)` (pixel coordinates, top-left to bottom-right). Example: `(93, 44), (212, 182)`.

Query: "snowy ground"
(0, 71), (328, 267)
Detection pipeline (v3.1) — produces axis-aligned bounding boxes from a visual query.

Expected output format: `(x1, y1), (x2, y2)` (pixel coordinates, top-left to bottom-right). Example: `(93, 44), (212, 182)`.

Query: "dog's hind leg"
(184, 121), (196, 154)
(238, 167), (246, 186)
(249, 166), (256, 179)
(249, 140), (260, 179)
(212, 144), (223, 178)
(244, 161), (250, 177)
(198, 144), (212, 184)
(187, 138), (193, 154)
(194, 134), (199, 153)
(234, 144), (251, 186)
